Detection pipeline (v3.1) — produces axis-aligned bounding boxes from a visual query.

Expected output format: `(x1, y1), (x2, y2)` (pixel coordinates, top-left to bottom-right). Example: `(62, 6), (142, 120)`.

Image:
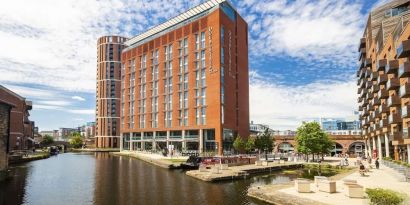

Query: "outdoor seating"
(318, 180), (336, 193)
(199, 165), (207, 172)
(345, 184), (364, 198)
(314, 176), (328, 187)
(295, 179), (311, 193)
(219, 164), (229, 170)
(211, 166), (220, 174)
(343, 179), (357, 186)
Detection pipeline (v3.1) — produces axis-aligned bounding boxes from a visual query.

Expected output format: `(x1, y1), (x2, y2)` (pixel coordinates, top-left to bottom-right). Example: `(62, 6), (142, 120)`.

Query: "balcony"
(358, 38), (366, 51)
(370, 72), (378, 80)
(378, 104), (389, 113)
(366, 93), (373, 99)
(374, 109), (381, 118)
(365, 69), (372, 78)
(362, 99), (369, 107)
(386, 60), (399, 74)
(362, 107), (369, 116)
(360, 68), (366, 78)
(372, 98), (381, 106)
(359, 106), (363, 111)
(365, 58), (372, 67)
(359, 47), (366, 60)
(357, 87), (363, 94)
(367, 104), (374, 111)
(378, 88), (389, 99)
(399, 83), (410, 98)
(399, 61), (410, 78)
(379, 118), (388, 128)
(358, 97), (363, 103)
(387, 95), (400, 107)
(397, 39), (410, 58)
(370, 84), (379, 93)
(360, 89), (366, 98)
(389, 131), (402, 141)
(386, 78), (400, 90)
(388, 113), (402, 124)
(377, 74), (388, 85)
(366, 81), (373, 89)
(376, 59), (387, 72)
(402, 105), (410, 118)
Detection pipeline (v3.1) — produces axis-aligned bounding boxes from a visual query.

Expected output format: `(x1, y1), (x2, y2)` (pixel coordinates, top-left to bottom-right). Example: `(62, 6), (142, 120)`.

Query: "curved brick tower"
(96, 36), (127, 148)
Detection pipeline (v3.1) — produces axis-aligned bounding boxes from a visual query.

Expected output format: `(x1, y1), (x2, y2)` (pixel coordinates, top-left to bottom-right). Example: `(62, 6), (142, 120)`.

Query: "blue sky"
(0, 0), (383, 131)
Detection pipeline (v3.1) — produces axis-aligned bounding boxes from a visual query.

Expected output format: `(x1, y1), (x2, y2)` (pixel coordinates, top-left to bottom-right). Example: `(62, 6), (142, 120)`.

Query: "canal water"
(0, 153), (295, 205)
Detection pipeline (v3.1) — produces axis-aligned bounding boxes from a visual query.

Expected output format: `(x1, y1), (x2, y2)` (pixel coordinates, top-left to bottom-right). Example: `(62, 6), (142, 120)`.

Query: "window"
(201, 50), (206, 68)
(201, 32), (205, 48)
(221, 26), (225, 46)
(221, 47), (225, 64)
(195, 34), (199, 50)
(201, 107), (206, 125)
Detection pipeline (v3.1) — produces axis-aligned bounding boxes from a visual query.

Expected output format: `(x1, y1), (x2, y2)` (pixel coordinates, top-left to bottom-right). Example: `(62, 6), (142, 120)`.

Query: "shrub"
(365, 188), (404, 205)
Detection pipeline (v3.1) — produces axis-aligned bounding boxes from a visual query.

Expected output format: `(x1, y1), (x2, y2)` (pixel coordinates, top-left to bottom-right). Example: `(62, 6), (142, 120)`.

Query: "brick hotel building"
(95, 36), (127, 148)
(118, 0), (249, 155)
(357, 0), (410, 163)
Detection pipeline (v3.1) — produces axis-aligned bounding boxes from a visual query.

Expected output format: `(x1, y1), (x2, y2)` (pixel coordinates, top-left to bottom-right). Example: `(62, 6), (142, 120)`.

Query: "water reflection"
(1, 153), (295, 205)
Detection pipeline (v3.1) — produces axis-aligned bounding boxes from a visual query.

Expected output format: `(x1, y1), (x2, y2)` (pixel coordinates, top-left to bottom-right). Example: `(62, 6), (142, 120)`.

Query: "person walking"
(375, 158), (380, 169)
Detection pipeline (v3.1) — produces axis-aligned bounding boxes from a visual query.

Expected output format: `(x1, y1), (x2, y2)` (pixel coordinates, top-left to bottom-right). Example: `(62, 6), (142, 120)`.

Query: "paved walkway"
(111, 151), (188, 168)
(248, 163), (410, 205)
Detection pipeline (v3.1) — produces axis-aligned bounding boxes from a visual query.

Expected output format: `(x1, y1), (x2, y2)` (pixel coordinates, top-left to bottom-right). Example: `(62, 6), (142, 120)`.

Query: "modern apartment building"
(120, 0), (249, 155)
(96, 36), (127, 148)
(0, 85), (34, 151)
(358, 0), (410, 163)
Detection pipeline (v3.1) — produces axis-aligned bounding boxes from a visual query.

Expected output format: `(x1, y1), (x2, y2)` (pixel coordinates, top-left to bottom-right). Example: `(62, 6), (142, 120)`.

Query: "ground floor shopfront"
(120, 128), (235, 155)
(365, 134), (410, 163)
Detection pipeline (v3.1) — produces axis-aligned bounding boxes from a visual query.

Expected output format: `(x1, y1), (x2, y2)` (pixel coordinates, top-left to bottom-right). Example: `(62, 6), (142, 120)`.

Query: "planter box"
(295, 179), (311, 193)
(314, 176), (328, 187)
(346, 184), (364, 198)
(318, 181), (336, 193)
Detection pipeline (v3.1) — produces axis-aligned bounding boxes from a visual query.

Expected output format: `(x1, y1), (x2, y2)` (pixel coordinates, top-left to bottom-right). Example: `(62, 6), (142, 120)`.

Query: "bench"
(345, 184), (364, 198)
(314, 176), (328, 187)
(343, 179), (357, 186)
(318, 180), (336, 193)
(295, 179), (311, 193)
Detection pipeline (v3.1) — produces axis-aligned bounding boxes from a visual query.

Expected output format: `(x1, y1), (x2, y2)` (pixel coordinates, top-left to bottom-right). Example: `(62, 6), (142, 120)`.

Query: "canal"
(0, 153), (295, 205)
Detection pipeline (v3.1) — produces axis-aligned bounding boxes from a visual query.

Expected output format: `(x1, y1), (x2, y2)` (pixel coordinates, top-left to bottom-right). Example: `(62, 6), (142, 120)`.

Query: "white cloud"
(250, 71), (357, 130)
(72, 96), (86, 101)
(237, 0), (365, 68)
(37, 100), (71, 106)
(67, 109), (95, 115)
(0, 0), (203, 93)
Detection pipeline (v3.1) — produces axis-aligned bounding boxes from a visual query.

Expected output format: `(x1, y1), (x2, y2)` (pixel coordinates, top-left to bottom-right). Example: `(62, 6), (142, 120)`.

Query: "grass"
(164, 159), (187, 163)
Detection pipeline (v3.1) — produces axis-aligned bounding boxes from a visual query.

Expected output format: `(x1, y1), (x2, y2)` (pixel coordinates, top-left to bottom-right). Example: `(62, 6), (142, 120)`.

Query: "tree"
(295, 122), (333, 161)
(255, 129), (274, 152)
(245, 137), (255, 153)
(233, 136), (246, 153)
(41, 134), (54, 145)
(70, 135), (83, 148)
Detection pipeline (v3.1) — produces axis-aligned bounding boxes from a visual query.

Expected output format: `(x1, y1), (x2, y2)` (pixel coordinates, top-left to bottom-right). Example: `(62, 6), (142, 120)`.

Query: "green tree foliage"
(41, 134), (54, 145)
(233, 136), (245, 153)
(69, 135), (83, 148)
(245, 137), (255, 153)
(255, 129), (274, 152)
(296, 122), (334, 160)
(365, 188), (405, 205)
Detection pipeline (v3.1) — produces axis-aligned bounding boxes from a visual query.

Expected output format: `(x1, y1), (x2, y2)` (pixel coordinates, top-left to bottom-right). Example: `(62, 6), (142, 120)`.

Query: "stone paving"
(112, 151), (188, 168)
(248, 162), (410, 205)
(186, 162), (303, 182)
